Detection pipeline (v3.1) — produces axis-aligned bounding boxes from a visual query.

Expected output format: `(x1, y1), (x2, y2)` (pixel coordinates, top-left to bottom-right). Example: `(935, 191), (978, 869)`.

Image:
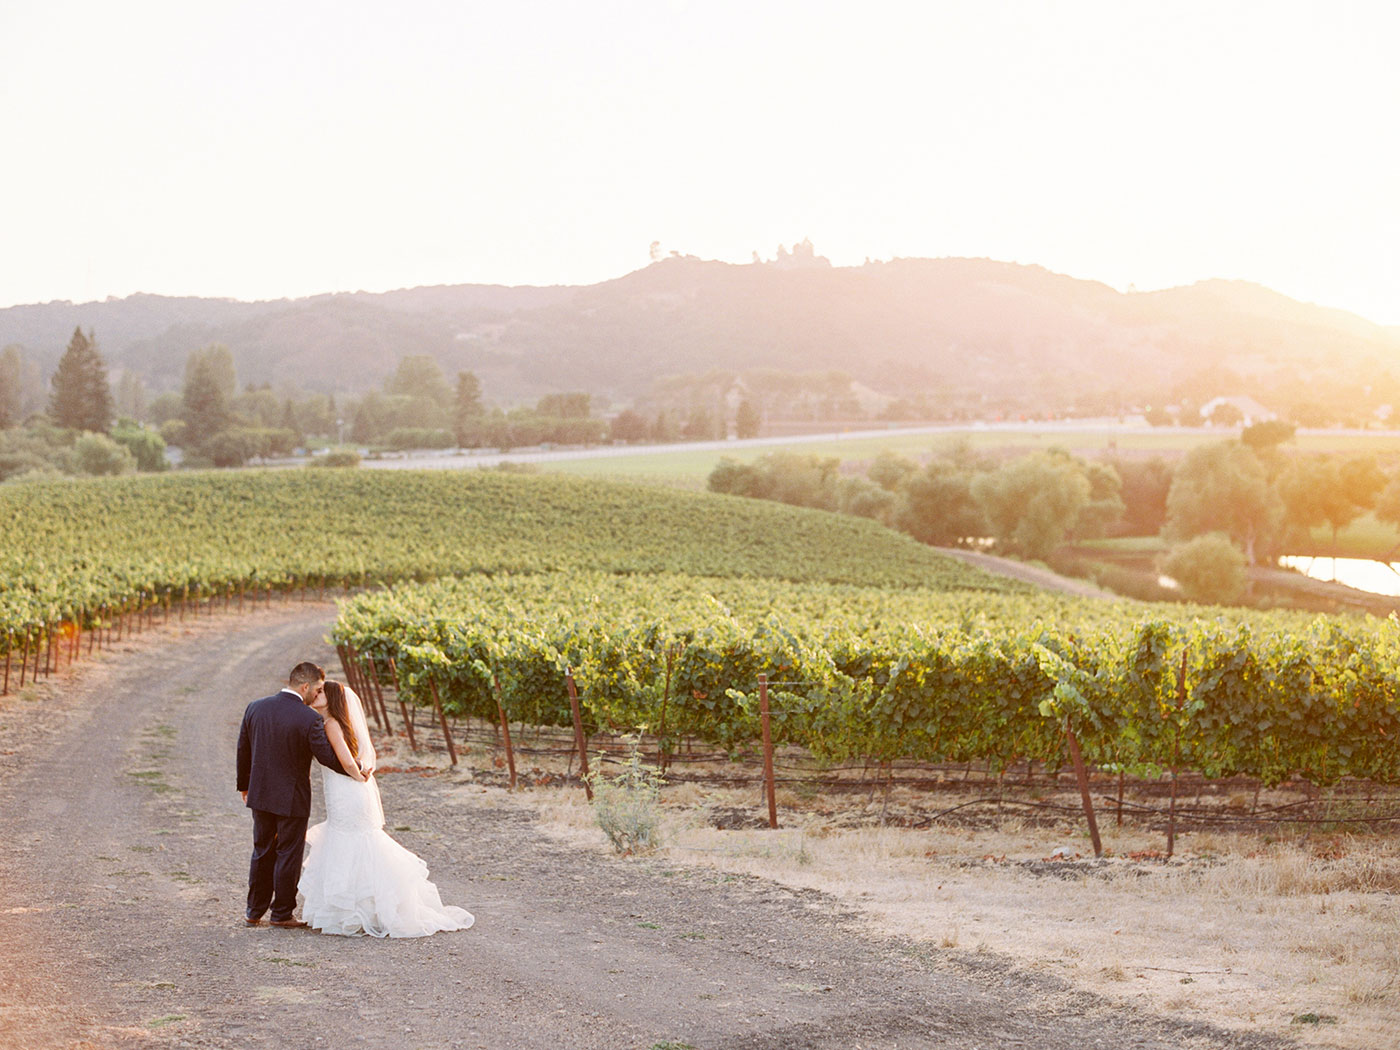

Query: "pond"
(1277, 556), (1400, 597)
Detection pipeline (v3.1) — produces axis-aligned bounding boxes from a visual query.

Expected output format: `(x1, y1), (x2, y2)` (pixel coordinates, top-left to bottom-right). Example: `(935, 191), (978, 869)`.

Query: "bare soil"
(0, 604), (1292, 1050)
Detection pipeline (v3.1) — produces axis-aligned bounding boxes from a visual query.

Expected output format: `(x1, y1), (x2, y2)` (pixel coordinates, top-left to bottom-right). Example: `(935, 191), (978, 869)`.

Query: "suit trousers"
(247, 808), (310, 921)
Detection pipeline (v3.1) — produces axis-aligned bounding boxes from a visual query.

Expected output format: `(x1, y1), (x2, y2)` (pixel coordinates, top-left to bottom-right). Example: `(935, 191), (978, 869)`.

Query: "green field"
(1301, 512), (1400, 559)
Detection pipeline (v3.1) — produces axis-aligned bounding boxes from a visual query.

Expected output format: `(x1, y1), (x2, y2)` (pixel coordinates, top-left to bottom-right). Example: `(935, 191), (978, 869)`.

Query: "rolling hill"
(3, 255), (1397, 411)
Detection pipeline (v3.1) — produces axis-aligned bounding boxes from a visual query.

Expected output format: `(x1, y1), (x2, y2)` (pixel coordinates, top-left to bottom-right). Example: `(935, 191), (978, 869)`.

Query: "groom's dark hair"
(288, 662), (325, 687)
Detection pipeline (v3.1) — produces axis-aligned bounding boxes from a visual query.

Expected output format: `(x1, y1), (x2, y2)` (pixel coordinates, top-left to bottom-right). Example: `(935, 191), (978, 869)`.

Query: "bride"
(299, 679), (474, 938)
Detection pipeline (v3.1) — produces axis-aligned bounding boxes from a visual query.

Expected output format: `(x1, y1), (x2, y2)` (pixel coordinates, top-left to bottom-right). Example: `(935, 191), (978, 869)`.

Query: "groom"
(235, 661), (360, 927)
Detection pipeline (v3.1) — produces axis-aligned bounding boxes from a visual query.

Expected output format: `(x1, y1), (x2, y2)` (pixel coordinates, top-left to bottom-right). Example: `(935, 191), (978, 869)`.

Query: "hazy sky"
(2, 1), (1397, 322)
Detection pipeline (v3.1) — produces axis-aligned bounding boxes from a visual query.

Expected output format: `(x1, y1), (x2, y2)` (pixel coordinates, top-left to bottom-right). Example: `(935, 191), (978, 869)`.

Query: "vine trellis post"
(758, 674), (778, 830)
(365, 657), (394, 733)
(1063, 720), (1102, 858)
(427, 678), (458, 766)
(565, 668), (592, 801)
(386, 657), (418, 752)
(491, 672), (518, 790)
(1167, 649), (1187, 857)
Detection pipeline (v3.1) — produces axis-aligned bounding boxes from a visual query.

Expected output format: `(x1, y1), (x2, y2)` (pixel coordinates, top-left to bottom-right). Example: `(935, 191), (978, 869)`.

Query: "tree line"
(708, 422), (1400, 605)
(0, 329), (782, 482)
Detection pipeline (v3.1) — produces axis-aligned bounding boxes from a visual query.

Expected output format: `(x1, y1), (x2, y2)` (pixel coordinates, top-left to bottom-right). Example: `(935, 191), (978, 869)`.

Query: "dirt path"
(0, 605), (1287, 1050)
(933, 548), (1117, 600)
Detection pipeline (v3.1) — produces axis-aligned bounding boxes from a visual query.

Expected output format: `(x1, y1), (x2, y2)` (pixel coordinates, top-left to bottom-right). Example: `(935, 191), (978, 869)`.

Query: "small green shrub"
(588, 738), (664, 854)
(73, 432), (137, 476)
(1161, 532), (1247, 604)
(309, 447), (362, 469)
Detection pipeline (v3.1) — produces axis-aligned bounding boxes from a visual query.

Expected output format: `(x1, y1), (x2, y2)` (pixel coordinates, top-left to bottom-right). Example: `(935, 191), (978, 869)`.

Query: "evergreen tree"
(49, 328), (114, 432)
(281, 398), (305, 447)
(453, 371), (483, 446)
(181, 345), (237, 448)
(0, 345), (23, 429)
(387, 355), (452, 406)
(115, 370), (147, 421)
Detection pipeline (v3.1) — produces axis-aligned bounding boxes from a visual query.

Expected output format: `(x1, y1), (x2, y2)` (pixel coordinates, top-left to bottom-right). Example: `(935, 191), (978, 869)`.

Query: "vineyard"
(0, 467), (1012, 673)
(6, 468), (1400, 803)
(331, 573), (1400, 795)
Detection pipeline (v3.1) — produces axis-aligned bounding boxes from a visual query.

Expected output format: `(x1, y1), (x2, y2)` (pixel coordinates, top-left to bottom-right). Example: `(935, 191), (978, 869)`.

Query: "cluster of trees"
(346, 358), (616, 452)
(0, 329), (169, 481)
(709, 444), (1126, 561)
(708, 421), (1400, 606)
(3, 326), (692, 480)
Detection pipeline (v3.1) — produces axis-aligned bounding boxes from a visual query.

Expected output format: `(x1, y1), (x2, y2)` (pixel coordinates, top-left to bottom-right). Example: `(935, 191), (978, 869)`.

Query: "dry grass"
(383, 720), (1400, 1048)
(514, 762), (1400, 1050)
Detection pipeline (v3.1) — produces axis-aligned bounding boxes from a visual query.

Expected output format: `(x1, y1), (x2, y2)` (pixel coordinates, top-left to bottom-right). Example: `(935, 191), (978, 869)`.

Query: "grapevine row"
(330, 573), (1400, 788)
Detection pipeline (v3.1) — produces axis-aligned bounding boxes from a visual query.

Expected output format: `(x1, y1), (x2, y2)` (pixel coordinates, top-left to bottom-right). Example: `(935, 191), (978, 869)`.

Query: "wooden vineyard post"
(758, 674), (778, 829)
(336, 646), (366, 731)
(1064, 722), (1103, 858)
(358, 658), (386, 733)
(358, 651), (383, 728)
(18, 630), (29, 688)
(365, 658), (395, 734)
(343, 647), (381, 730)
(342, 645), (367, 700)
(3, 638), (10, 695)
(427, 678), (458, 766)
(565, 668), (593, 801)
(491, 672), (517, 790)
(357, 653), (386, 731)
(386, 657), (418, 752)
(658, 645), (675, 775)
(1167, 650), (1187, 858)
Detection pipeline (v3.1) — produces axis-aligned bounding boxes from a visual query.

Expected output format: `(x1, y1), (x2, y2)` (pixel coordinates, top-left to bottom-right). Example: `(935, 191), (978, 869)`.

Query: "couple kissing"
(235, 660), (473, 938)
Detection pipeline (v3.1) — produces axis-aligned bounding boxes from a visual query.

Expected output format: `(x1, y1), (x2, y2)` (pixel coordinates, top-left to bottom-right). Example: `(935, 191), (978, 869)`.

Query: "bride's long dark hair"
(322, 681), (359, 761)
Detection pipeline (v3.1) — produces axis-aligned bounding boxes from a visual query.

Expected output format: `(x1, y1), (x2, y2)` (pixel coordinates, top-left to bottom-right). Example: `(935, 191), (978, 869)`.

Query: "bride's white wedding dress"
(298, 687), (473, 938)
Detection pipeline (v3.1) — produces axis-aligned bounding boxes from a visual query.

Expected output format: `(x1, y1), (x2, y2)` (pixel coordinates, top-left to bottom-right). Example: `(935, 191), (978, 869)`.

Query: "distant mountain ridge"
(3, 257), (1396, 409)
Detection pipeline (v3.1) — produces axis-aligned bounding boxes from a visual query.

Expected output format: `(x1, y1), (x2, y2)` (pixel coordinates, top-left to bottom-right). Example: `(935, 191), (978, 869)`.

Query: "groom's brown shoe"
(243, 914), (264, 926)
(269, 918), (309, 928)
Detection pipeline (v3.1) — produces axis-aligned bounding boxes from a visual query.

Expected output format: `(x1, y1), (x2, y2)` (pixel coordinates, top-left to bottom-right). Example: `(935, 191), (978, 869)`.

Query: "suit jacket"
(236, 689), (346, 817)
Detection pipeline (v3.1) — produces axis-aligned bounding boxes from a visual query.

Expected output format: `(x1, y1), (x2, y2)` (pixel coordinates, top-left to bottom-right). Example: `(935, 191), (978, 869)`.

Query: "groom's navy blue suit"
(236, 689), (346, 922)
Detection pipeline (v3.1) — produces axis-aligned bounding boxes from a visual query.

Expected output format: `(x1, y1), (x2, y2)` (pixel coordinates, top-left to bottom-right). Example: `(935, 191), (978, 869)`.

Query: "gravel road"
(0, 604), (1290, 1050)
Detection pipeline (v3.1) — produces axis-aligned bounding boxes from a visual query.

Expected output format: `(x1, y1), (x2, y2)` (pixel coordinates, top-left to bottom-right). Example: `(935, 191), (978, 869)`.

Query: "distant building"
(767, 238), (832, 270)
(1200, 395), (1276, 427)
